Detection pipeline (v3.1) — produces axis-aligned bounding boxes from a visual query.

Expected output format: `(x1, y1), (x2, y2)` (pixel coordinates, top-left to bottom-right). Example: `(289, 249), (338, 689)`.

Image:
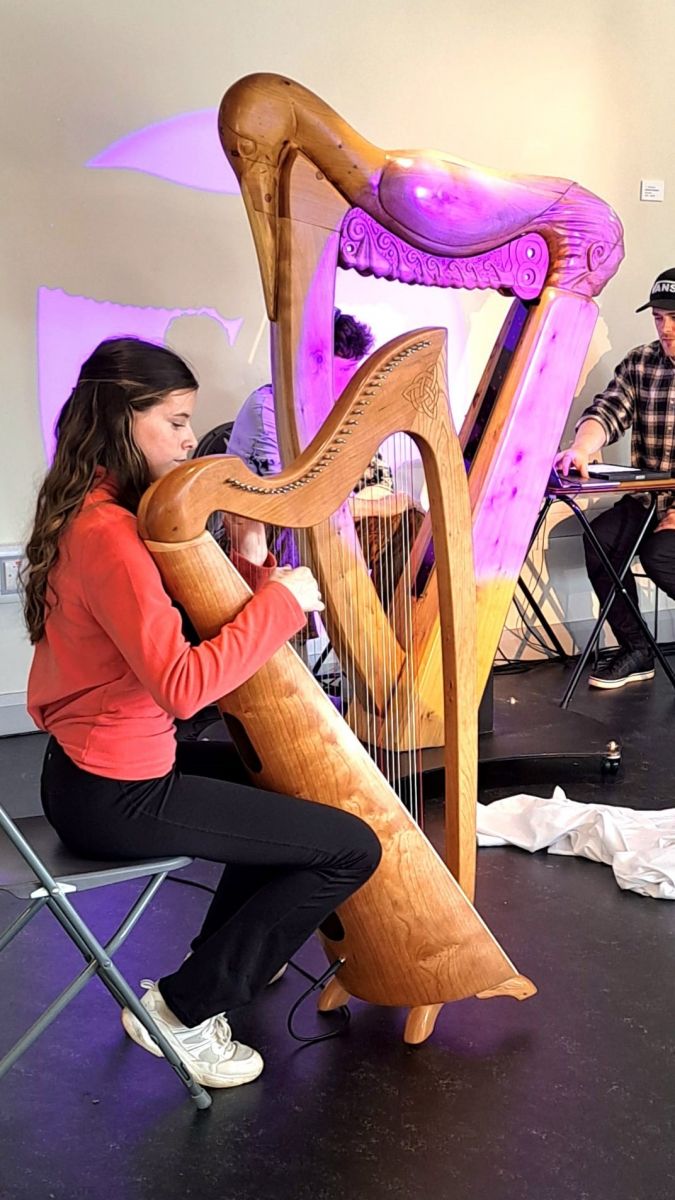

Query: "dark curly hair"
(22, 337), (197, 643)
(333, 310), (374, 360)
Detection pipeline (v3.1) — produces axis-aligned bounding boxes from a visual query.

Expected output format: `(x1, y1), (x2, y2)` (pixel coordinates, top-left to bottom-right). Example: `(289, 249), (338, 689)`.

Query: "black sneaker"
(588, 647), (655, 690)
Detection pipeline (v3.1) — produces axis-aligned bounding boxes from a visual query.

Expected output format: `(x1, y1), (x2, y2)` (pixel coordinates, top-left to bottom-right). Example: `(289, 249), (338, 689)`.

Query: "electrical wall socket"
(0, 547), (24, 602)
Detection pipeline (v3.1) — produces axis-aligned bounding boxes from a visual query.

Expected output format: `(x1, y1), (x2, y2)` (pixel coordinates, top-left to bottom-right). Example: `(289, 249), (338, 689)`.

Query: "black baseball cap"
(636, 268), (675, 312)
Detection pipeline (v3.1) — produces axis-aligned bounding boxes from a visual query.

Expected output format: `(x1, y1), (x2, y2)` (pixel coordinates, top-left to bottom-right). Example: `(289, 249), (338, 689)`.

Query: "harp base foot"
(476, 974), (537, 1001)
(317, 977), (351, 1012)
(404, 1003), (444, 1044)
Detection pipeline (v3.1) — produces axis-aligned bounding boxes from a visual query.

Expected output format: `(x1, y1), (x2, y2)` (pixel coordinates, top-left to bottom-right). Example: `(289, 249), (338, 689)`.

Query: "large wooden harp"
(140, 75), (624, 1044)
(217, 75), (624, 785)
(139, 327), (536, 1046)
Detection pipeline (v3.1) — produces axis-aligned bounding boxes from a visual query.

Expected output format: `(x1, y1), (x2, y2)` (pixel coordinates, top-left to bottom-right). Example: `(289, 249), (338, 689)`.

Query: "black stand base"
(479, 692), (621, 773)
(397, 669), (622, 787)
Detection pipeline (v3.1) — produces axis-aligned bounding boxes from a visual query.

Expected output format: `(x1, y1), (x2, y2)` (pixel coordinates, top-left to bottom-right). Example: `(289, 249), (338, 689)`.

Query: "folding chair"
(0, 804), (211, 1109)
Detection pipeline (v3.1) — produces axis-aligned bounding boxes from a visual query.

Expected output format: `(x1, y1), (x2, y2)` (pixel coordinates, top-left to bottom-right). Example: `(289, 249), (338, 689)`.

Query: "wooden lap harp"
(139, 74), (623, 1043)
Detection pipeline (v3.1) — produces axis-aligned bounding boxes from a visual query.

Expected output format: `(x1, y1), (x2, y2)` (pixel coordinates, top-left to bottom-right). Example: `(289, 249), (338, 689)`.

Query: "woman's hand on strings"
(269, 566), (325, 613)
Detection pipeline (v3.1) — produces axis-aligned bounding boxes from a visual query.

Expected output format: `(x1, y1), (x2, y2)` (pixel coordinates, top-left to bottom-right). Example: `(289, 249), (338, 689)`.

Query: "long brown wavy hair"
(22, 337), (197, 644)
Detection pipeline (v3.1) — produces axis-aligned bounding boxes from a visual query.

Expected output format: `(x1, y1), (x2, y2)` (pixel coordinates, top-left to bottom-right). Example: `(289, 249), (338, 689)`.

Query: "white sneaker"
(121, 981), (263, 1088)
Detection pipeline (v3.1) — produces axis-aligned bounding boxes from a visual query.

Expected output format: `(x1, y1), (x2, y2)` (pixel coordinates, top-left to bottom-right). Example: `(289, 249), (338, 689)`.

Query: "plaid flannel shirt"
(577, 340), (675, 515)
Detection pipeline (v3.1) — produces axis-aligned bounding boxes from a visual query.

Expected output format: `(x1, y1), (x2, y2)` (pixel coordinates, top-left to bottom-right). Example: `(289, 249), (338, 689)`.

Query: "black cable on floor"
(167, 875), (351, 1045)
(167, 874), (218, 896)
(493, 657), (546, 674)
(285, 958), (351, 1045)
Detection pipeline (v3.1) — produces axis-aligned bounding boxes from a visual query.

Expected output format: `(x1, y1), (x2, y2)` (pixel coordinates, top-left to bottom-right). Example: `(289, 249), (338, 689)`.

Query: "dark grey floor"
(1, 661), (674, 1200)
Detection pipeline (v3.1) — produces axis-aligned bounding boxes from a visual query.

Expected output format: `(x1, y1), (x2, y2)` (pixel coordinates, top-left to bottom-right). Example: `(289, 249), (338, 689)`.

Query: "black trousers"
(584, 495), (675, 652)
(41, 738), (381, 1027)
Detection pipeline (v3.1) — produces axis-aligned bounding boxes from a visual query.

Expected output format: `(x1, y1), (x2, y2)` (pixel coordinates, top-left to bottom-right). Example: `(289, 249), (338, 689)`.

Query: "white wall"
(2, 0), (674, 722)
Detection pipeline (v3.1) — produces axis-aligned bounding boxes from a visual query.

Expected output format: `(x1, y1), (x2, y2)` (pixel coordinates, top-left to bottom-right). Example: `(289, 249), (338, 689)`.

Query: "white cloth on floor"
(477, 787), (675, 900)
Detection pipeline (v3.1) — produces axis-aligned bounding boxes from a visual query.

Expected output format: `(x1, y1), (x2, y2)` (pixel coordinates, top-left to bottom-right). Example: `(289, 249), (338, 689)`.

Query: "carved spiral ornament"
(339, 209), (549, 300)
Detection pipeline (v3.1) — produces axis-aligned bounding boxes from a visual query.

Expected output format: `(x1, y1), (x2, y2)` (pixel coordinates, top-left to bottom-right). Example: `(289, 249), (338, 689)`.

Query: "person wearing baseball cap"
(635, 268), (675, 315)
(554, 268), (675, 689)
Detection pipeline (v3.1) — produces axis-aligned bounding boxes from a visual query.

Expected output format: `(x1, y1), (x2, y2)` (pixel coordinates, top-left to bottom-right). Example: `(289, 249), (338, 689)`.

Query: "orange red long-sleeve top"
(27, 475), (307, 780)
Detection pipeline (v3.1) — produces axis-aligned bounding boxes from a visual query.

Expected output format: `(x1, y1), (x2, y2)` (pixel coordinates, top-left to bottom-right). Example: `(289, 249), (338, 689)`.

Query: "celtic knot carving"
(403, 368), (440, 418)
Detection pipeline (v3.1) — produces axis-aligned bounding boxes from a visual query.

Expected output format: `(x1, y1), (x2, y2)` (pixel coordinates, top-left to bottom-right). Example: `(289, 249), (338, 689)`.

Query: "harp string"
(217, 430), (431, 830)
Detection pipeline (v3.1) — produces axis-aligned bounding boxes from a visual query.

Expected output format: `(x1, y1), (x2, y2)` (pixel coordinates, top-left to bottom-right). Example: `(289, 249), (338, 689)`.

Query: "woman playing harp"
(138, 324), (537, 1048)
(23, 335), (382, 1091)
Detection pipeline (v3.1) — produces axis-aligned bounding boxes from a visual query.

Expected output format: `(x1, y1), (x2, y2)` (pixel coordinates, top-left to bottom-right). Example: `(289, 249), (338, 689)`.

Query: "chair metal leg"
(41, 888), (212, 1109)
(96, 967), (212, 1110)
(0, 897), (48, 953)
(0, 867), (212, 1109)
(0, 876), (170, 1072)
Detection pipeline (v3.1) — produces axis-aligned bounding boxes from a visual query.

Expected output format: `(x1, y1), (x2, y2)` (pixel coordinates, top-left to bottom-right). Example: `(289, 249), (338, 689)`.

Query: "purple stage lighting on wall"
(37, 288), (243, 460)
(35, 110), (248, 461)
(86, 109), (240, 194)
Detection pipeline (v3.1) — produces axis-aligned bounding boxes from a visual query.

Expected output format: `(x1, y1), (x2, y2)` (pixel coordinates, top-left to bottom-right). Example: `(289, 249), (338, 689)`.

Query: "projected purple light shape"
(86, 109), (240, 194)
(37, 288), (243, 461)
